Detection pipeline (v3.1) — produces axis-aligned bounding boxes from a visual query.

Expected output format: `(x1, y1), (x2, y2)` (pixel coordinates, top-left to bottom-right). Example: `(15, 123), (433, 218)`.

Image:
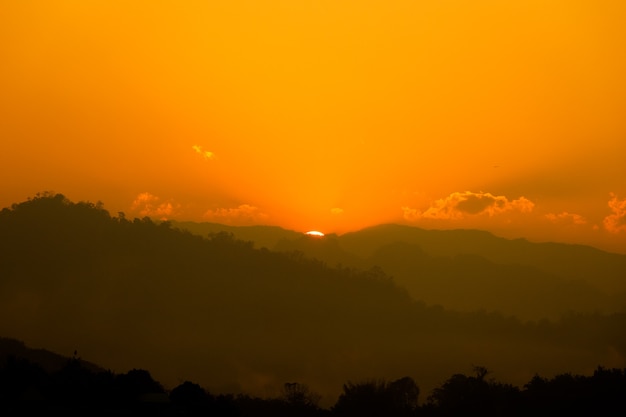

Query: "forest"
(1, 193), (625, 414)
(2, 337), (625, 416)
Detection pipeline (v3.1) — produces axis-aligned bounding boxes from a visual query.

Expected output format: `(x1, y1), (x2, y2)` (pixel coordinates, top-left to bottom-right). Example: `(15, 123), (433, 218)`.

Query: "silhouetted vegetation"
(333, 376), (419, 416)
(1, 193), (626, 405)
(1, 344), (625, 416)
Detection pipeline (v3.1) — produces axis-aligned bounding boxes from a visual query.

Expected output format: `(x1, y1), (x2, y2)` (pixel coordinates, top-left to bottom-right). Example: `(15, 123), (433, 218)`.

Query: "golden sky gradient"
(1, 1), (625, 253)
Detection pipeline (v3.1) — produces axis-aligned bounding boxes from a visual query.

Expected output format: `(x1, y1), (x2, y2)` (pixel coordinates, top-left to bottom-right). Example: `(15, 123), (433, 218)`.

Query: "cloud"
(130, 192), (180, 220)
(603, 193), (626, 234)
(545, 211), (587, 225)
(192, 145), (214, 159)
(402, 191), (534, 221)
(203, 204), (269, 224)
(331, 207), (344, 215)
(401, 206), (423, 222)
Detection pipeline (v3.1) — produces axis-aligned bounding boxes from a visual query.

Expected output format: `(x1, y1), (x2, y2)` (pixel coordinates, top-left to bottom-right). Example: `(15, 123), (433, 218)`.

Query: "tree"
(333, 377), (419, 417)
(170, 380), (212, 414)
(281, 382), (321, 408)
(428, 367), (520, 417)
(388, 376), (420, 411)
(114, 369), (164, 405)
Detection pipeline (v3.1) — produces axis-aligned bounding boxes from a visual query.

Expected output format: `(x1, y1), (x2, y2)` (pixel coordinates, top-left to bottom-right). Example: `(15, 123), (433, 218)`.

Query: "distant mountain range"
(172, 221), (626, 320)
(2, 194), (625, 404)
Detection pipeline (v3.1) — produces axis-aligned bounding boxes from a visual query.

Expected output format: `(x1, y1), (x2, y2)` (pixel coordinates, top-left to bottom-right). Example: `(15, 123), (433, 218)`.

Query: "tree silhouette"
(170, 380), (212, 415)
(114, 368), (165, 407)
(2, 339), (626, 417)
(281, 382), (321, 408)
(388, 376), (420, 411)
(427, 368), (520, 417)
(333, 377), (419, 417)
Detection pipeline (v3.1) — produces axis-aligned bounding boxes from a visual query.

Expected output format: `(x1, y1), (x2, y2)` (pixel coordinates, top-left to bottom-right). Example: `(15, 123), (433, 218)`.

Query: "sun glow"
(305, 231), (325, 237)
(1, 1), (626, 254)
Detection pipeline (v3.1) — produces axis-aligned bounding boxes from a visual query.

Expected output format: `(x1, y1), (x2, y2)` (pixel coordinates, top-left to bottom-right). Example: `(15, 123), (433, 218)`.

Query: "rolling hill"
(2, 193), (625, 405)
(174, 222), (626, 320)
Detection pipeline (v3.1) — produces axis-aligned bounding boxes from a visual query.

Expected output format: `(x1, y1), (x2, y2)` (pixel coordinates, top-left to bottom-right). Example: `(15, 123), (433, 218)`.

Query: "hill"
(1, 193), (625, 405)
(171, 220), (303, 250)
(174, 222), (626, 320)
(0, 336), (104, 374)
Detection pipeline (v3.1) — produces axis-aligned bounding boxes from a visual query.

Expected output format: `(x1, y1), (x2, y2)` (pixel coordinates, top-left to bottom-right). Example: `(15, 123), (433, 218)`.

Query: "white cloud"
(603, 193), (626, 234)
(402, 191), (534, 221)
(330, 207), (344, 215)
(192, 144), (214, 159)
(130, 192), (180, 220)
(203, 204), (269, 224)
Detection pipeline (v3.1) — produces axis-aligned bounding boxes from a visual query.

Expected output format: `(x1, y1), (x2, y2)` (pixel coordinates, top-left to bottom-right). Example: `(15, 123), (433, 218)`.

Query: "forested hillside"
(1, 193), (625, 405)
(180, 221), (626, 320)
(2, 338), (625, 416)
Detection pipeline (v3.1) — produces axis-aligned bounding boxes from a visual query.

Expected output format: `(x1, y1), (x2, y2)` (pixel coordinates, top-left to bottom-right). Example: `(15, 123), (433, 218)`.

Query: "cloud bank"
(603, 193), (626, 234)
(130, 192), (180, 220)
(402, 191), (534, 221)
(203, 204), (269, 224)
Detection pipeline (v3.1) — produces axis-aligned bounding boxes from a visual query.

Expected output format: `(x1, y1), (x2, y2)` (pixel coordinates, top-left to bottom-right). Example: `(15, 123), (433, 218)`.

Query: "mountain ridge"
(172, 220), (626, 319)
(2, 193), (625, 403)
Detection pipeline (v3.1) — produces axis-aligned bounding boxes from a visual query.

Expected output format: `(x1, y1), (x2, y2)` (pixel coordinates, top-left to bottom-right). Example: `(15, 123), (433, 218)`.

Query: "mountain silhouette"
(175, 222), (626, 320)
(171, 220), (303, 250)
(0, 336), (104, 374)
(339, 224), (626, 293)
(2, 193), (625, 405)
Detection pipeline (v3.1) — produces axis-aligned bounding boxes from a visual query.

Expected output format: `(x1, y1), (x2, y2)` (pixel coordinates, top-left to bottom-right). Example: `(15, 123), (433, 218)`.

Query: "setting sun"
(305, 231), (325, 237)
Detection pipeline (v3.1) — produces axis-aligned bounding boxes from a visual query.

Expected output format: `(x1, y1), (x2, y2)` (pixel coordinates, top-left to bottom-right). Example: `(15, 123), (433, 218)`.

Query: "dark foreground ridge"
(1, 339), (625, 417)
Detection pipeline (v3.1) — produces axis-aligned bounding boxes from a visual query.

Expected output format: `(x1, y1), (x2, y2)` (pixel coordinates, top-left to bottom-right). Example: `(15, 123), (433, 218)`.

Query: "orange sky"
(1, 1), (625, 253)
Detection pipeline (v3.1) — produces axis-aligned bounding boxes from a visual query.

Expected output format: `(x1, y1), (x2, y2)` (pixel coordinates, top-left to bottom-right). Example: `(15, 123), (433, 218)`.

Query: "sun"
(305, 231), (325, 237)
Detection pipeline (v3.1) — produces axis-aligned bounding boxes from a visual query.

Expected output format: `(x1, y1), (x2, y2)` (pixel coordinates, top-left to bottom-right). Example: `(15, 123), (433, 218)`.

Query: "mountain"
(1, 193), (626, 405)
(339, 224), (626, 293)
(173, 222), (626, 320)
(274, 233), (366, 269)
(170, 220), (303, 250)
(0, 336), (104, 374)
(366, 241), (616, 320)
